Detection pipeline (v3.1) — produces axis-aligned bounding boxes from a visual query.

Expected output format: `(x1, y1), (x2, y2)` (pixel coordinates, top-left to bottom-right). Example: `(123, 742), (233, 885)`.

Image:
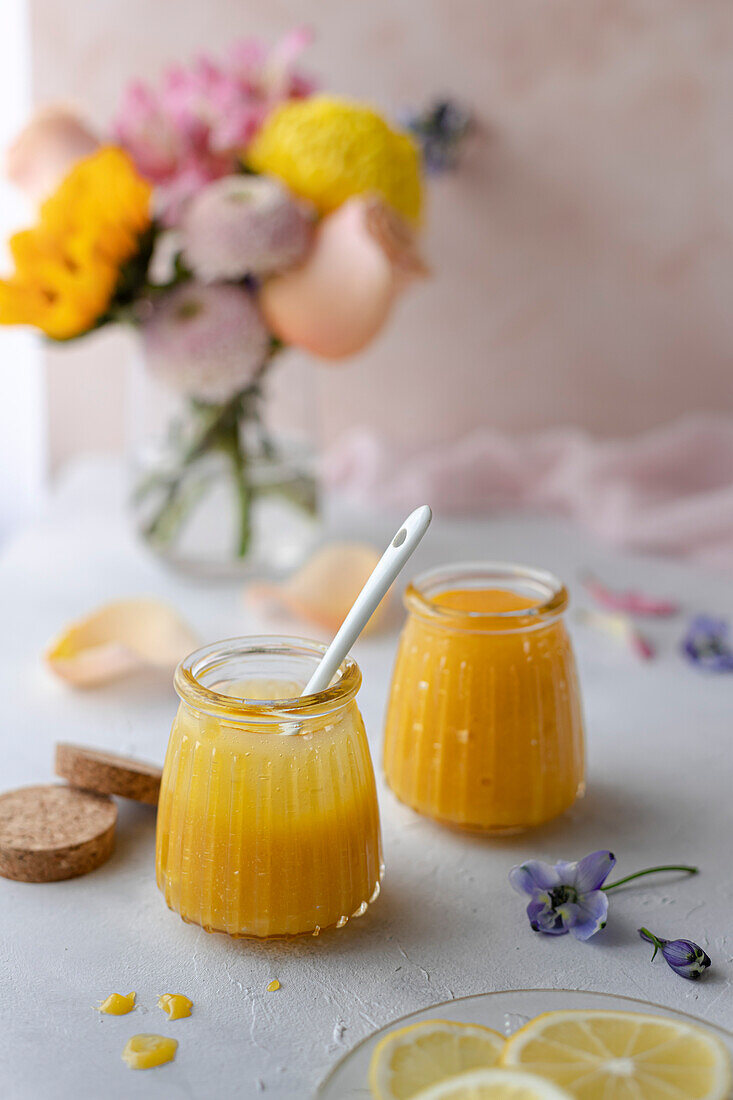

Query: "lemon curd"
(158, 994), (192, 1020)
(156, 638), (383, 938)
(122, 1035), (177, 1070)
(97, 992), (136, 1016)
(383, 564), (586, 833)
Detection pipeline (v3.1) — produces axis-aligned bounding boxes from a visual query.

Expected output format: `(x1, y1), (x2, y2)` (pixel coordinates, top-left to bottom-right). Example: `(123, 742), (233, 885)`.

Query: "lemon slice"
(369, 1019), (505, 1099)
(414, 1068), (573, 1099)
(500, 1010), (732, 1100)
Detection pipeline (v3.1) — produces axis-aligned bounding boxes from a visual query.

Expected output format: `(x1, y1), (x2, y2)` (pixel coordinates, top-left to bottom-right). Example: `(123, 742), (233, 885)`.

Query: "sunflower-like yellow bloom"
(0, 146), (151, 339)
(247, 95), (423, 225)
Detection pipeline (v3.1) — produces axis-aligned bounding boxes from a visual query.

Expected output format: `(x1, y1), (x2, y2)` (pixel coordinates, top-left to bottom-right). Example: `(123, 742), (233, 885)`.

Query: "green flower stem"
(602, 865), (698, 892)
(221, 416), (252, 559)
(639, 927), (665, 960)
(139, 396), (241, 545)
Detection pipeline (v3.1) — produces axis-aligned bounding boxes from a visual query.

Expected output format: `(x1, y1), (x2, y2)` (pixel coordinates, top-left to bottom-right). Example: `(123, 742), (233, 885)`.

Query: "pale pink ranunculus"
(142, 282), (270, 403)
(182, 174), (314, 281)
(113, 30), (316, 225)
(260, 196), (428, 360)
(5, 105), (99, 201)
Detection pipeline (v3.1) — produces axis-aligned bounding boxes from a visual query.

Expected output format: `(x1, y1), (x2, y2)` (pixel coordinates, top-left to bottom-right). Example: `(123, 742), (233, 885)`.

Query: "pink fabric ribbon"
(324, 415), (733, 570)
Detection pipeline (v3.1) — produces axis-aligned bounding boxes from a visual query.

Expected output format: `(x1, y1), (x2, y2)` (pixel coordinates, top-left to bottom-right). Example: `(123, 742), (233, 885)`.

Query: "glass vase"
(128, 349), (320, 578)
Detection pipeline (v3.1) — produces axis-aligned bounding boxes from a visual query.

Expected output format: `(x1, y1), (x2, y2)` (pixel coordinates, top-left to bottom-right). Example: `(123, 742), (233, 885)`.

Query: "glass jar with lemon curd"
(383, 563), (586, 834)
(156, 637), (383, 937)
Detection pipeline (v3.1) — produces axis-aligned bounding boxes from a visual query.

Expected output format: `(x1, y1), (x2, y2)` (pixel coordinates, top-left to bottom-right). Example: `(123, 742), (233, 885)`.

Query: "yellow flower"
(247, 95), (423, 225)
(0, 146), (152, 339)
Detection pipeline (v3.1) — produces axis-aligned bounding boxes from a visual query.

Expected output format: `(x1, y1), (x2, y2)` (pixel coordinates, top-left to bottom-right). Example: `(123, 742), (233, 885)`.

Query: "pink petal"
(582, 572), (680, 616)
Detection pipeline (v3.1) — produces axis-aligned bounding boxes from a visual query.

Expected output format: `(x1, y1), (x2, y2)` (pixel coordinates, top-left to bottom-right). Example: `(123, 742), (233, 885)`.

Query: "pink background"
(29, 0), (733, 469)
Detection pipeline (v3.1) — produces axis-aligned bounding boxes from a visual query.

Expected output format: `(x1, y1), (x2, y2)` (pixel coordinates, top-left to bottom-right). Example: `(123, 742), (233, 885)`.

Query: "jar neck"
(175, 636), (361, 724)
(404, 561), (568, 635)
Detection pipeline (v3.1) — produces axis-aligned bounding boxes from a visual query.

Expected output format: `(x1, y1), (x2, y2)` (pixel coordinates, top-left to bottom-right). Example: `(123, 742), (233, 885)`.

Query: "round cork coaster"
(55, 743), (162, 806)
(0, 784), (117, 882)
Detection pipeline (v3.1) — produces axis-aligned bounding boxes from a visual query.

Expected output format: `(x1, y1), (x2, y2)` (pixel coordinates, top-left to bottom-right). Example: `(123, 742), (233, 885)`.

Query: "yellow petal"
(46, 598), (199, 687)
(247, 542), (389, 636)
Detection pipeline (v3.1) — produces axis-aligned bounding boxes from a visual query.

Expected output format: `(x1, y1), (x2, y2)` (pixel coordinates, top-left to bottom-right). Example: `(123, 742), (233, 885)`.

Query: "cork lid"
(0, 784), (117, 882)
(55, 743), (162, 806)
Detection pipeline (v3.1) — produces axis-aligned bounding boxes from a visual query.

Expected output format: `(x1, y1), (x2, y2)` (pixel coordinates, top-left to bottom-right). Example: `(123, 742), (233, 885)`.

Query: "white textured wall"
(28, 0), (733, 469)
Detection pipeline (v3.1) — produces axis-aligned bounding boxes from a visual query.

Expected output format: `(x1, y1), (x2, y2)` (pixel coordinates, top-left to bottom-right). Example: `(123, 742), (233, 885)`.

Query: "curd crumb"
(122, 1034), (178, 1070)
(267, 979), (280, 992)
(97, 992), (136, 1015)
(158, 993), (193, 1020)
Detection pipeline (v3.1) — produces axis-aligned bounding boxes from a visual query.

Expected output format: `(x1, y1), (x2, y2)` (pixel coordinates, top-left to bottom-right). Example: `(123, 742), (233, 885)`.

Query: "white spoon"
(301, 505), (433, 697)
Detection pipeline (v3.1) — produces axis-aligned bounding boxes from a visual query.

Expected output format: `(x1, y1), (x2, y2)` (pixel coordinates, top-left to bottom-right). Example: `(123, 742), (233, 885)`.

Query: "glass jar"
(383, 563), (586, 834)
(156, 637), (383, 938)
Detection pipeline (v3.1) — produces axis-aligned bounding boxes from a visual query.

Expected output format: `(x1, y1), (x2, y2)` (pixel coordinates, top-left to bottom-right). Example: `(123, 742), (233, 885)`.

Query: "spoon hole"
(392, 528), (407, 548)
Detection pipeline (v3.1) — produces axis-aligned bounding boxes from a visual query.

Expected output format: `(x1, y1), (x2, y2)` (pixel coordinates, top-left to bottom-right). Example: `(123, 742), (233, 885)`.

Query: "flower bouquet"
(1, 31), (464, 575)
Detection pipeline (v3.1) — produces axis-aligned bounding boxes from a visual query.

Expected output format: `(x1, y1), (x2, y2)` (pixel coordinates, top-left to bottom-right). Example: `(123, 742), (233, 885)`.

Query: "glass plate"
(316, 987), (733, 1098)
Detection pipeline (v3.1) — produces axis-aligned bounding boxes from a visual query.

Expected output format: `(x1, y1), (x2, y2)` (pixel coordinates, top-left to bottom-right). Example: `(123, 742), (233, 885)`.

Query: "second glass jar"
(383, 562), (586, 834)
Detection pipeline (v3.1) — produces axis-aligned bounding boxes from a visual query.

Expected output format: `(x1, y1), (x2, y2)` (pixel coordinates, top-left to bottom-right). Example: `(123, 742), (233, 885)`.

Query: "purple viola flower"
(509, 850), (616, 941)
(401, 99), (473, 174)
(681, 615), (733, 672)
(639, 928), (712, 980)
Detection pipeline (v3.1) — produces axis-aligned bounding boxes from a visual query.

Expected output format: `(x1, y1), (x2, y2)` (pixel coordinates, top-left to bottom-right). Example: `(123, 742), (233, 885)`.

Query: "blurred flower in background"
(261, 195), (428, 359)
(182, 174), (314, 281)
(142, 282), (270, 403)
(113, 28), (316, 222)
(0, 29), (467, 570)
(401, 98), (474, 174)
(247, 94), (423, 224)
(0, 146), (151, 339)
(5, 104), (99, 201)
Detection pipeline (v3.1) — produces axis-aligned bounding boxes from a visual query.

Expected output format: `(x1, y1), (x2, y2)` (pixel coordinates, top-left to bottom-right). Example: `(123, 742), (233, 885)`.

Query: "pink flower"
(260, 196), (428, 359)
(142, 282), (270, 403)
(5, 105), (99, 201)
(182, 174), (313, 281)
(113, 30), (315, 224)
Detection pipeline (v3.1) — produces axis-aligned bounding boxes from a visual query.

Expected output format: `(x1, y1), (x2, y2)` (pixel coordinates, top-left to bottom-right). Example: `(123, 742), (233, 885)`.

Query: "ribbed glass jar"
(156, 637), (383, 937)
(383, 563), (586, 834)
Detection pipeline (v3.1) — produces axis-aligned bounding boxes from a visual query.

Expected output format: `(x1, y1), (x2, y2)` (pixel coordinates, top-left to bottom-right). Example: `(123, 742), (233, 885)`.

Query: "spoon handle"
(301, 505), (432, 697)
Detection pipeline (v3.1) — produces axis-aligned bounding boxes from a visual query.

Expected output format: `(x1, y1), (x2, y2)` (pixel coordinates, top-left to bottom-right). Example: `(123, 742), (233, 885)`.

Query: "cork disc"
(0, 784), (117, 882)
(55, 743), (162, 806)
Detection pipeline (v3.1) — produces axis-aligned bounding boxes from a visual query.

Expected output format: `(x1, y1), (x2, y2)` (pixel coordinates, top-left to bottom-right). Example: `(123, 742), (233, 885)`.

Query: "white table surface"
(2, 458), (732, 1100)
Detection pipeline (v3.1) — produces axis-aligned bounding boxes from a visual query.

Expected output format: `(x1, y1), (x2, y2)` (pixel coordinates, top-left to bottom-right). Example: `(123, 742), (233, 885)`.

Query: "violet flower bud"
(639, 928), (711, 981)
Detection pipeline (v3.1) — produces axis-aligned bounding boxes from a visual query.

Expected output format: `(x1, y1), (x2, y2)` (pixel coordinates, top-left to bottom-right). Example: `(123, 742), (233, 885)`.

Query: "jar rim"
(404, 561), (568, 631)
(174, 635), (362, 721)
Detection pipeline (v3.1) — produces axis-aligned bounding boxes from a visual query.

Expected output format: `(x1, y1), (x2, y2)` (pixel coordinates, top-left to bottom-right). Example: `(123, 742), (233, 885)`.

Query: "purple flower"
(509, 850), (616, 941)
(639, 928), (712, 980)
(681, 616), (733, 672)
(401, 99), (473, 174)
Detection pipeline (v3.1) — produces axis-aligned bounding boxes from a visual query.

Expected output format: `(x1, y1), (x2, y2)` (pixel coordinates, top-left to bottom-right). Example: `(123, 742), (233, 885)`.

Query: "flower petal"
(565, 890), (609, 941)
(508, 860), (561, 896)
(246, 542), (390, 636)
(260, 197), (399, 359)
(526, 898), (568, 936)
(662, 938), (712, 979)
(573, 850), (616, 893)
(553, 860), (580, 884)
(661, 939), (696, 967)
(45, 598), (199, 687)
